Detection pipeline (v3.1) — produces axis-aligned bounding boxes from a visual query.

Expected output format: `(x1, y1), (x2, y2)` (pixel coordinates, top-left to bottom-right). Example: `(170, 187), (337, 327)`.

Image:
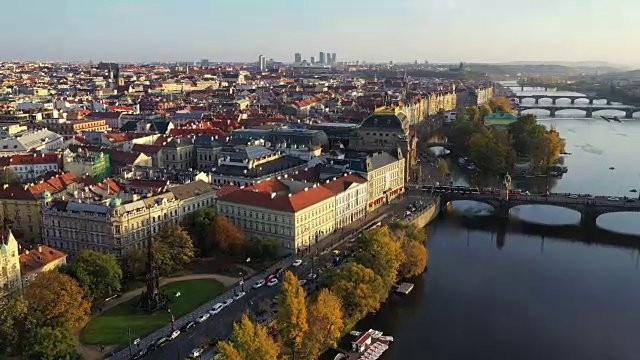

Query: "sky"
(1, 0), (638, 66)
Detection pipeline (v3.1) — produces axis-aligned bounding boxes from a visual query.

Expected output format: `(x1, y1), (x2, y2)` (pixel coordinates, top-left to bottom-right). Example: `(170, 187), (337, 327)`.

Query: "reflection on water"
(597, 212), (640, 236)
(509, 204), (581, 226)
(363, 218), (640, 360)
(448, 200), (494, 217)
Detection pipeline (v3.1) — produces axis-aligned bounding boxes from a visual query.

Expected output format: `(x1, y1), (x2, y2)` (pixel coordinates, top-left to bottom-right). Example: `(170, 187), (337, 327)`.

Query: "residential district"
(0, 57), (494, 360)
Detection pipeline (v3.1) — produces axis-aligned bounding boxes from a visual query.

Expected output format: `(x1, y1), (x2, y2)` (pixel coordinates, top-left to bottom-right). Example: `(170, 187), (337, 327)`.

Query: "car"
(223, 298), (234, 307)
(626, 198), (636, 203)
(265, 274), (275, 282)
(307, 273), (318, 280)
(588, 195), (596, 200)
(267, 278), (279, 287)
(292, 259), (303, 267)
(181, 321), (197, 331)
(569, 194), (578, 199)
(195, 313), (210, 323)
(188, 347), (204, 358)
(132, 348), (148, 359)
(233, 291), (246, 300)
(151, 337), (168, 350)
(253, 279), (266, 289)
(608, 197), (620, 201)
(168, 329), (181, 340)
(209, 303), (224, 315)
(132, 337), (141, 345)
(523, 191), (531, 195)
(298, 279), (307, 286)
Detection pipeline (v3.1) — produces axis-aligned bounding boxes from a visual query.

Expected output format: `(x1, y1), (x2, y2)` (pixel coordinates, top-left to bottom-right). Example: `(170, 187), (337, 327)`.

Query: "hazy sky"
(1, 0), (637, 65)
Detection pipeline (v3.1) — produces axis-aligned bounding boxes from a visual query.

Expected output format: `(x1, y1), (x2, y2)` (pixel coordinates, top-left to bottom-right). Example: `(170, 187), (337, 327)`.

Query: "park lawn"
(81, 279), (224, 346)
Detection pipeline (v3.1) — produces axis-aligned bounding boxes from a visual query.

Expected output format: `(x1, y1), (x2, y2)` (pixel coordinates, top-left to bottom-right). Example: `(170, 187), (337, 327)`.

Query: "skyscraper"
(310, 56), (315, 64)
(319, 52), (325, 64)
(201, 59), (209, 67)
(258, 55), (266, 72)
(294, 53), (302, 63)
(331, 53), (337, 64)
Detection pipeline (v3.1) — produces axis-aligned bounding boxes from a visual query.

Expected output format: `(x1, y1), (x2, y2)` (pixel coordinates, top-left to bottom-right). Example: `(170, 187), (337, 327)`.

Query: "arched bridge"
(439, 192), (640, 225)
(425, 142), (455, 148)
(517, 104), (640, 118)
(513, 94), (611, 105)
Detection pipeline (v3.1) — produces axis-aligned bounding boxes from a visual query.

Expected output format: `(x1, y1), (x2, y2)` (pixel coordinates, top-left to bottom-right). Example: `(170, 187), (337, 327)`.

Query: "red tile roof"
(19, 245), (67, 275)
(2, 153), (60, 166)
(0, 172), (78, 200)
(321, 174), (367, 194)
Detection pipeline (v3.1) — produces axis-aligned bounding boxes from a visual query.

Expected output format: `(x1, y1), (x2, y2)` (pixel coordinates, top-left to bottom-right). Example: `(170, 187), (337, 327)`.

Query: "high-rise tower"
(319, 52), (325, 64)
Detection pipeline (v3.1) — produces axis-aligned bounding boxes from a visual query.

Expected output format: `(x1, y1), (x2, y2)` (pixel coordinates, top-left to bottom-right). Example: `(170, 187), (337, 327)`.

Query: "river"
(342, 83), (640, 360)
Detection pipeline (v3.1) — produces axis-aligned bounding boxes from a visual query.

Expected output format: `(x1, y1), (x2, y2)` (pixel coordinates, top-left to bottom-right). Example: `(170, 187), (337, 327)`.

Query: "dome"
(109, 197), (122, 208)
(41, 190), (52, 199)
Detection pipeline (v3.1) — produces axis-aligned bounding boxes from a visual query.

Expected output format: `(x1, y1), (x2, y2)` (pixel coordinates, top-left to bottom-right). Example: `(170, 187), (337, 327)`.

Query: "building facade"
(163, 137), (195, 170)
(19, 245), (67, 287)
(63, 149), (111, 181)
(322, 174), (368, 229)
(0, 153), (61, 182)
(0, 230), (22, 298)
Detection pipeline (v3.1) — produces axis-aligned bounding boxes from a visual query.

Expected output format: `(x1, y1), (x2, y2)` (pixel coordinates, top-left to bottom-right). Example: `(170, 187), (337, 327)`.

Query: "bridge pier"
(585, 108), (593, 118)
(549, 108), (556, 117)
(625, 109), (634, 119)
(588, 98), (594, 105)
(570, 99), (576, 105)
(521, 86), (524, 92)
(551, 98), (556, 105)
(607, 99), (612, 105)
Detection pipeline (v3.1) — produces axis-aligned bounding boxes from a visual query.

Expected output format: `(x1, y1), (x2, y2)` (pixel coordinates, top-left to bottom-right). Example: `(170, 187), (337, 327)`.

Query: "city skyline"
(1, 0), (639, 66)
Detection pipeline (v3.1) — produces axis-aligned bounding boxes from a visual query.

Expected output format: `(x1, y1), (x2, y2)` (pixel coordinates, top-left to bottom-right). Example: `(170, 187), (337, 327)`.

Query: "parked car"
(209, 303), (224, 315)
(307, 273), (318, 280)
(181, 321), (197, 332)
(233, 291), (246, 300)
(608, 197), (620, 201)
(292, 259), (303, 267)
(222, 298), (234, 307)
(195, 313), (210, 323)
(189, 347), (204, 358)
(132, 348), (148, 359)
(253, 279), (266, 288)
(298, 279), (307, 286)
(267, 278), (279, 287)
(150, 337), (168, 350)
(168, 329), (180, 340)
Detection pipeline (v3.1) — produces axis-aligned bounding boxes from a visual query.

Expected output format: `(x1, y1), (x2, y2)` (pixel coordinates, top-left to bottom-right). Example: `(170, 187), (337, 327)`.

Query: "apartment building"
(62, 149), (111, 181)
(41, 180), (216, 257)
(322, 174), (368, 229)
(19, 245), (67, 286)
(0, 153), (61, 182)
(0, 129), (64, 154)
(163, 137), (195, 170)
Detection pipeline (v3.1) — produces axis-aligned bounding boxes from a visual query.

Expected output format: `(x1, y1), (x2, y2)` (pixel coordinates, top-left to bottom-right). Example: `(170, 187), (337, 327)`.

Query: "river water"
(345, 83), (640, 360)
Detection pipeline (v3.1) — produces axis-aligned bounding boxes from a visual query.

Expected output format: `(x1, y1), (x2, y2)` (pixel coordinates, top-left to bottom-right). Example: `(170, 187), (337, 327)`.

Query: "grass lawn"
(81, 279), (224, 346)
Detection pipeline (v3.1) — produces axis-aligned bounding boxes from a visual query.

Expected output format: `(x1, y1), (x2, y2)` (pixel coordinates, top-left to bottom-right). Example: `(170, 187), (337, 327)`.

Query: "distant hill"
(599, 69), (640, 80)
(464, 62), (626, 79)
(506, 61), (628, 69)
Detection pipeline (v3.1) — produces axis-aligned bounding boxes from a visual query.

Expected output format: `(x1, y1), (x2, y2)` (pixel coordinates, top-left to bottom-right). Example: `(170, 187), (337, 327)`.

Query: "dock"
(396, 282), (414, 295)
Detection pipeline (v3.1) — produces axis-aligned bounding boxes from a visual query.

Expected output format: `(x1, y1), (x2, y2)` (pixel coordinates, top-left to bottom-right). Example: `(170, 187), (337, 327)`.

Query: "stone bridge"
(439, 192), (640, 225)
(517, 104), (639, 118)
(425, 142), (455, 148)
(513, 94), (609, 105)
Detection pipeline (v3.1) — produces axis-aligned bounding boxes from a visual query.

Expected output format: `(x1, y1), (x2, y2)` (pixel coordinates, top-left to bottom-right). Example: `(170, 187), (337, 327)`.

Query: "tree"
(488, 97), (513, 112)
(28, 327), (80, 360)
(326, 262), (386, 321)
(301, 289), (344, 360)
(66, 250), (123, 302)
(278, 271), (308, 357)
(212, 215), (246, 257)
(153, 224), (196, 276)
(479, 103), (493, 120)
(219, 313), (280, 360)
(0, 294), (36, 356)
(183, 207), (216, 256)
(25, 272), (91, 330)
(399, 241), (428, 278)
(247, 236), (280, 261)
(355, 227), (404, 287)
(121, 248), (146, 281)
(437, 159), (449, 178)
(465, 106), (480, 123)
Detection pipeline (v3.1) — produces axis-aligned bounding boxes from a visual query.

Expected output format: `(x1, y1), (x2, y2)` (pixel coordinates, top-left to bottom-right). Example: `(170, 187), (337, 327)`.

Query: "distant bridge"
(425, 142), (455, 148)
(513, 94), (610, 105)
(517, 104), (640, 118)
(439, 192), (640, 225)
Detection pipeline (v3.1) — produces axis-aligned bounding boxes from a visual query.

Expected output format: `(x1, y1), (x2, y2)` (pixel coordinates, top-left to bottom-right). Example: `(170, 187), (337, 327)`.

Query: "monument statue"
(137, 237), (168, 312)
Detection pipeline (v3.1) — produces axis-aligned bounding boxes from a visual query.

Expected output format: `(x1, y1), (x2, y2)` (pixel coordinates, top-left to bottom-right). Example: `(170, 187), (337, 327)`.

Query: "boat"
(609, 167), (615, 170)
(458, 157), (467, 165)
(613, 116), (622, 122)
(350, 331), (362, 336)
(630, 189), (638, 193)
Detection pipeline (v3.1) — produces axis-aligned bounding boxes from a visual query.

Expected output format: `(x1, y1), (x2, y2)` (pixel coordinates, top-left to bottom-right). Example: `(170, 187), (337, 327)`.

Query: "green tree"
(25, 272), (91, 330)
(121, 248), (146, 280)
(183, 207), (216, 256)
(247, 236), (280, 261)
(218, 313), (280, 360)
(28, 327), (80, 360)
(326, 262), (386, 321)
(466, 106), (480, 123)
(65, 250), (123, 302)
(0, 294), (36, 356)
(277, 270), (308, 357)
(301, 289), (344, 360)
(153, 224), (196, 276)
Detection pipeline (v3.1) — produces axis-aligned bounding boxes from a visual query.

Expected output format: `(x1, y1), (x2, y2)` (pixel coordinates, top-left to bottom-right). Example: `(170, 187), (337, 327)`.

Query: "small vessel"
(630, 189), (638, 193)
(609, 166), (615, 170)
(466, 163), (476, 170)
(350, 331), (362, 336)
(613, 116), (622, 122)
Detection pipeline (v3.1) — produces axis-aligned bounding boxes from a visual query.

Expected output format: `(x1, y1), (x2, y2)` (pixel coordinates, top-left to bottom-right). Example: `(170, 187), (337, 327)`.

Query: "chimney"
(37, 245), (42, 253)
(270, 192), (276, 199)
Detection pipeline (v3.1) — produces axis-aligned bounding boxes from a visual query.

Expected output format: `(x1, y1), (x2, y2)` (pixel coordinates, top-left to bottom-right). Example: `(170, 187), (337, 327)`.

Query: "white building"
(322, 173), (368, 229)
(0, 153), (61, 182)
(0, 129), (64, 154)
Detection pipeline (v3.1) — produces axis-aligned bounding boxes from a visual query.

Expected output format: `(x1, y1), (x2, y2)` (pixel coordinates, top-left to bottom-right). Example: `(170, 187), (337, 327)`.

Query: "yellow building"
(19, 245), (67, 287)
(217, 177), (341, 252)
(0, 172), (79, 244)
(0, 230), (22, 298)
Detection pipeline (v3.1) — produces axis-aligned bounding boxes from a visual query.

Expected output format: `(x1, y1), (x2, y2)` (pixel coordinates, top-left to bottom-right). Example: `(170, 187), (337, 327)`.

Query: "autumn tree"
(326, 262), (386, 321)
(28, 327), (80, 360)
(301, 289), (344, 360)
(488, 97), (513, 112)
(277, 270), (308, 357)
(355, 227), (404, 287)
(465, 106), (480, 123)
(183, 207), (216, 256)
(212, 215), (246, 257)
(0, 294), (37, 356)
(218, 313), (280, 360)
(65, 250), (123, 302)
(153, 224), (196, 275)
(479, 104), (493, 119)
(25, 272), (91, 330)
(399, 241), (428, 278)
(437, 159), (449, 178)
